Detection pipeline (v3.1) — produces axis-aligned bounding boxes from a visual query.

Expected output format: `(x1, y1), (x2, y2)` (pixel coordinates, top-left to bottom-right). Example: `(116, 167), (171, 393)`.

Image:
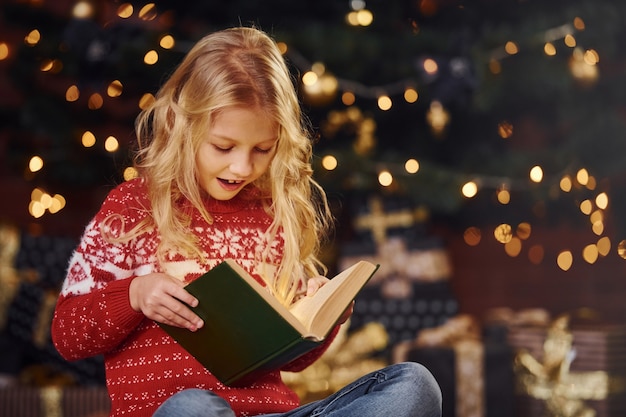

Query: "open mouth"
(219, 179), (244, 185)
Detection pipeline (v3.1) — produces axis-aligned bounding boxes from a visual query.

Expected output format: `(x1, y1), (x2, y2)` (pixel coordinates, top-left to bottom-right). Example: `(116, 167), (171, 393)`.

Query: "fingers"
(129, 274), (204, 331)
(306, 276), (329, 296)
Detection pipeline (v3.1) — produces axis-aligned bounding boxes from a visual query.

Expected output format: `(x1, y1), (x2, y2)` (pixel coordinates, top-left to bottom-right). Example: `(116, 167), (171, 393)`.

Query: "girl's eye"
(213, 145), (232, 153)
(255, 147), (273, 154)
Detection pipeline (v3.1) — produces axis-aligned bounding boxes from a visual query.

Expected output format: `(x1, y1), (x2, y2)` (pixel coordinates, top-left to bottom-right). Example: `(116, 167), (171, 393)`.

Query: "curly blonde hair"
(132, 26), (333, 305)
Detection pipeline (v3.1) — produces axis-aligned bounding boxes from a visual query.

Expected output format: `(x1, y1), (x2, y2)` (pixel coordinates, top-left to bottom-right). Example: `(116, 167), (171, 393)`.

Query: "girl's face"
(197, 106), (278, 200)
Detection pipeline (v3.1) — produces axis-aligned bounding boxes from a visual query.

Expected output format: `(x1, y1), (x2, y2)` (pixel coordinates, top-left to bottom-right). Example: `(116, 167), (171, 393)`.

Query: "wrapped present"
(1, 227), (105, 386)
(397, 315), (515, 417)
(282, 321), (389, 403)
(346, 278), (458, 353)
(510, 314), (626, 417)
(0, 386), (110, 417)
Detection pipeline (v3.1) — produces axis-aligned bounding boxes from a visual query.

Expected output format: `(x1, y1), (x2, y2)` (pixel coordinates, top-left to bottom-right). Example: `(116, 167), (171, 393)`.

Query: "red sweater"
(51, 178), (337, 417)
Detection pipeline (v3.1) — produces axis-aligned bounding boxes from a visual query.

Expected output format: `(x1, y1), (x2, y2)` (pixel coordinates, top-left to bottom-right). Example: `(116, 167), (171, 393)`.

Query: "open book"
(159, 259), (379, 386)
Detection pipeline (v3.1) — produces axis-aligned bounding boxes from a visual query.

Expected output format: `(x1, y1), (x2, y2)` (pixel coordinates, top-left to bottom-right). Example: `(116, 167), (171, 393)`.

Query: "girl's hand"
(129, 273), (204, 331)
(306, 276), (354, 325)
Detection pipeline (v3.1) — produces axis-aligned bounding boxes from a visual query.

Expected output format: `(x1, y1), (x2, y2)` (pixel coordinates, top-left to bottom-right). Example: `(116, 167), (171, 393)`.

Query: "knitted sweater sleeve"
(51, 180), (150, 361)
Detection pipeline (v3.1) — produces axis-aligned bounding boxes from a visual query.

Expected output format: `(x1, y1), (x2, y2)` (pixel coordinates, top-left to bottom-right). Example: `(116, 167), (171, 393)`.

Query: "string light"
(29, 156), (44, 172)
(461, 181), (478, 198)
(104, 136), (119, 152)
(0, 43), (9, 60)
(81, 131), (96, 147)
(117, 3), (134, 19)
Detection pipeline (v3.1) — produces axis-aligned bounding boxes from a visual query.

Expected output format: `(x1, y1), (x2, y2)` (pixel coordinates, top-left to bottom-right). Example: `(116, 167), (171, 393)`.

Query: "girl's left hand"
(306, 276), (354, 325)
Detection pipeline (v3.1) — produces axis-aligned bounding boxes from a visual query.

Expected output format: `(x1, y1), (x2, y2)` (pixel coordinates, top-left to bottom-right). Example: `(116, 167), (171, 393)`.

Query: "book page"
(288, 261), (378, 339)
(224, 260), (310, 336)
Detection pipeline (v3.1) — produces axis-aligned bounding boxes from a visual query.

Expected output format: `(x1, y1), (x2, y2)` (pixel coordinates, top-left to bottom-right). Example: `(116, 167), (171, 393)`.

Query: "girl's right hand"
(129, 273), (204, 331)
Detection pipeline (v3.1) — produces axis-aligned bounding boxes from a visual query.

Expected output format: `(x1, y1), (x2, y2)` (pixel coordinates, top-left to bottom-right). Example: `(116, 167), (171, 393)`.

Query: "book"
(158, 259), (379, 386)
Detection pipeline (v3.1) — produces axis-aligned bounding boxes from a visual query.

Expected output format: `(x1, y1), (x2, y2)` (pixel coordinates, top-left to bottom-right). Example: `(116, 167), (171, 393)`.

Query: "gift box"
(509, 316), (626, 417)
(398, 316), (515, 417)
(0, 226), (105, 386)
(0, 386), (110, 417)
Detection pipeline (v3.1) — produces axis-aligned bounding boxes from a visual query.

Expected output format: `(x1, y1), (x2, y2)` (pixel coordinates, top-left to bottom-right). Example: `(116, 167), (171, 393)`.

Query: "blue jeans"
(152, 362), (442, 417)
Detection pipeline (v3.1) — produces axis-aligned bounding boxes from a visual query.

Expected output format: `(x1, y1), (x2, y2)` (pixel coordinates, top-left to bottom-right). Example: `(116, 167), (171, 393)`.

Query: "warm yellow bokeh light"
(423, 58), (438, 74)
(377, 95), (392, 111)
(592, 221), (604, 236)
(557, 250), (573, 271)
(139, 93), (155, 109)
(516, 222), (532, 240)
(463, 227), (481, 246)
(544, 43), (557, 56)
(564, 34), (577, 48)
(584, 49), (599, 65)
(494, 224), (513, 244)
(342, 92), (356, 106)
(29, 188), (65, 217)
(582, 244), (598, 264)
(505, 41), (519, 55)
(559, 175), (572, 192)
(25, 30), (41, 46)
(29, 156), (44, 172)
(497, 121), (513, 139)
(139, 3), (157, 21)
(346, 9), (373, 26)
(356, 9), (373, 26)
(144, 50), (159, 65)
(82, 131), (96, 147)
(321, 155), (338, 170)
(123, 166), (139, 181)
(595, 192), (608, 209)
(378, 171), (393, 187)
(49, 194), (66, 213)
(66, 85), (80, 102)
(405, 159), (420, 174)
(404, 88), (418, 103)
(104, 136), (119, 152)
(619, 240), (626, 259)
(573, 17), (585, 31)
(276, 42), (288, 55)
(88, 93), (103, 109)
(72, 1), (94, 18)
(579, 199), (592, 215)
(302, 71), (318, 86)
(29, 201), (45, 218)
(504, 237), (522, 257)
(107, 80), (123, 97)
(529, 166), (543, 183)
(462, 181), (478, 198)
(160, 34), (175, 49)
(589, 210), (603, 225)
(0, 43), (9, 60)
(597, 237), (611, 257)
(576, 168), (589, 185)
(497, 189), (510, 204)
(117, 3), (133, 18)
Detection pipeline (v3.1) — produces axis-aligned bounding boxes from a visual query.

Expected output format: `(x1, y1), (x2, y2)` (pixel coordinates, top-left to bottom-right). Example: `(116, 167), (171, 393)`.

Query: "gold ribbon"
(0, 223), (22, 330)
(283, 321), (389, 403)
(33, 290), (60, 348)
(513, 314), (626, 417)
(394, 315), (485, 417)
(40, 386), (63, 417)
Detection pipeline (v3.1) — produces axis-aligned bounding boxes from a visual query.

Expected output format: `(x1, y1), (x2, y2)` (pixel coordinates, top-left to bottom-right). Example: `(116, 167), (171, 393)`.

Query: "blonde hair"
(132, 26), (333, 305)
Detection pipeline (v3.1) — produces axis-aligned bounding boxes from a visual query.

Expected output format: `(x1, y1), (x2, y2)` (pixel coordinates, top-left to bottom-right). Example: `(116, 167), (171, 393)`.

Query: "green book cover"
(158, 259), (378, 386)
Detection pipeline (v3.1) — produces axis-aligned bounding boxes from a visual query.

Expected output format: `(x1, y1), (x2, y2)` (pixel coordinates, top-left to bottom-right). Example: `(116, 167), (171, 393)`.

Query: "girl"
(51, 26), (441, 417)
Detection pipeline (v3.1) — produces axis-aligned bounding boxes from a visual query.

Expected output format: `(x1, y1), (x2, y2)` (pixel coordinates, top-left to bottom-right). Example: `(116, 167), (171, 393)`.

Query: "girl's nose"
(230, 153), (253, 177)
